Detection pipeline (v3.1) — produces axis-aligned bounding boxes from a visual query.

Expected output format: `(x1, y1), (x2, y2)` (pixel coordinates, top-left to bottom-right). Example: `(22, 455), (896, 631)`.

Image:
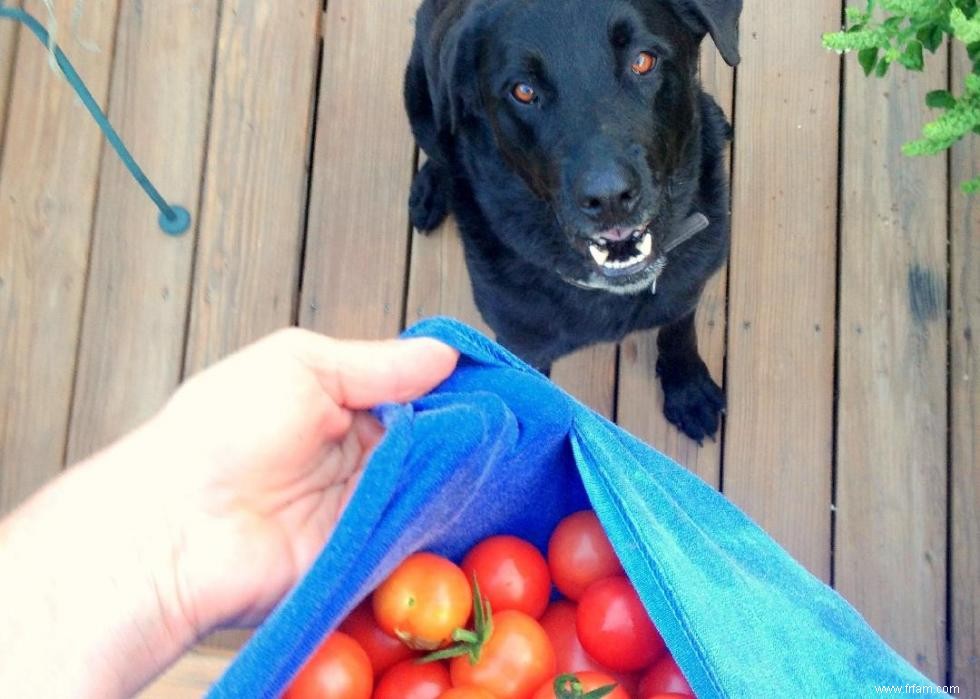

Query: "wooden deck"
(0, 1), (976, 695)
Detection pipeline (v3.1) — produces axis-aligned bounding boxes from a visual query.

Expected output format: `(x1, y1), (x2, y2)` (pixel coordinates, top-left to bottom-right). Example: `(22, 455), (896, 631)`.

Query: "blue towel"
(209, 317), (941, 698)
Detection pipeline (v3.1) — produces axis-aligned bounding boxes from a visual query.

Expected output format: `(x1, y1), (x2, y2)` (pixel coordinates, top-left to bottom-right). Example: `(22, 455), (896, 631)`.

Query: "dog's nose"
(576, 163), (640, 222)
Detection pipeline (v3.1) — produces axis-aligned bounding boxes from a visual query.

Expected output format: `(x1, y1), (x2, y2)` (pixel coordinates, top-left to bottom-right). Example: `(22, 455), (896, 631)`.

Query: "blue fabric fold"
(209, 317), (941, 699)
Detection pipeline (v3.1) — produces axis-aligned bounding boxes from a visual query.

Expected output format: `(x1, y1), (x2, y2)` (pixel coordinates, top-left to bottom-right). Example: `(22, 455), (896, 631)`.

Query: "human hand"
(0, 327), (456, 698)
(149, 328), (459, 640)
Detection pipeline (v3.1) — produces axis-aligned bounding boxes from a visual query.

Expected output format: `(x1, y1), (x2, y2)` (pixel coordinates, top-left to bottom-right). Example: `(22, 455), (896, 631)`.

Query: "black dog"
(405, 0), (741, 442)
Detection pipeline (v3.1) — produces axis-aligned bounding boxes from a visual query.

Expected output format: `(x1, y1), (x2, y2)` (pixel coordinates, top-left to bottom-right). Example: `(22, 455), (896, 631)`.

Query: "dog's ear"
(671, 0), (742, 66)
(428, 1), (492, 133)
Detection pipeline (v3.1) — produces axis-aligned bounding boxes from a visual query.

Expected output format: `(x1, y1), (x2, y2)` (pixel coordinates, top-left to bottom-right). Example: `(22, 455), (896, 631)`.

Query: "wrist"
(0, 419), (201, 698)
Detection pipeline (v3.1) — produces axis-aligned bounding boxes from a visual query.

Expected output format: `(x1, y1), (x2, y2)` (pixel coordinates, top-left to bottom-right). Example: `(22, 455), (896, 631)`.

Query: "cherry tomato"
(576, 576), (665, 672)
(638, 655), (694, 697)
(373, 552), (473, 650)
(441, 687), (499, 699)
(641, 694), (692, 699)
(283, 631), (372, 699)
(338, 600), (417, 675)
(373, 659), (452, 699)
(450, 610), (556, 699)
(538, 602), (608, 675)
(462, 535), (551, 619)
(537, 602), (639, 694)
(530, 672), (630, 699)
(547, 511), (622, 600)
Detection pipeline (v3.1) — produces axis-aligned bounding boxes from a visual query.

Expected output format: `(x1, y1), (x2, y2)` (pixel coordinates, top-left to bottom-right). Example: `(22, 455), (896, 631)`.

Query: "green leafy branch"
(823, 0), (980, 193)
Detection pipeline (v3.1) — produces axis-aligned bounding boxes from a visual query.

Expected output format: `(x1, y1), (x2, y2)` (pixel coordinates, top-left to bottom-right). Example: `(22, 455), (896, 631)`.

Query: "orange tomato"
(373, 552), (473, 650)
(449, 610), (556, 699)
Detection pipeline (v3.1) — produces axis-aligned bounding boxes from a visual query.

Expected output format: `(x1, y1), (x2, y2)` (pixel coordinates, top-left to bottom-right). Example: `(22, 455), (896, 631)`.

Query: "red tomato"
(338, 600), (417, 675)
(530, 672), (630, 699)
(576, 577), (665, 672)
(638, 656), (694, 697)
(373, 659), (452, 699)
(547, 511), (623, 601)
(642, 695), (692, 699)
(441, 687), (499, 699)
(449, 610), (556, 699)
(373, 553), (472, 650)
(537, 602), (639, 694)
(283, 632), (372, 699)
(462, 535), (551, 619)
(538, 602), (608, 675)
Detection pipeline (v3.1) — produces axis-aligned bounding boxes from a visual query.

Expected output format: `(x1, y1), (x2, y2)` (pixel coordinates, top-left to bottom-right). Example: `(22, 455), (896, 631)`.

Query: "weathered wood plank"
(617, 46), (734, 485)
(66, 0), (220, 463)
(722, 0), (840, 580)
(0, 1), (21, 146)
(552, 346), (616, 418)
(950, 45), (980, 697)
(835, 50), (948, 682)
(405, 213), (489, 334)
(184, 0), (320, 373)
(299, 0), (417, 340)
(182, 0), (320, 652)
(403, 153), (487, 332)
(139, 647), (234, 699)
(0, 0), (120, 514)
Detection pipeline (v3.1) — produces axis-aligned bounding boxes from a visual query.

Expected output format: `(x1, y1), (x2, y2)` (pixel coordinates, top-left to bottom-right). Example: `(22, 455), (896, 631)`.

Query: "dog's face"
(439, 0), (739, 293)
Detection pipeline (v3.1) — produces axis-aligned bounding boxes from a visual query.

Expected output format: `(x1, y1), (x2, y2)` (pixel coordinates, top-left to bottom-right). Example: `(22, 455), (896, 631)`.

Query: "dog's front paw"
(656, 357), (725, 444)
(409, 160), (450, 233)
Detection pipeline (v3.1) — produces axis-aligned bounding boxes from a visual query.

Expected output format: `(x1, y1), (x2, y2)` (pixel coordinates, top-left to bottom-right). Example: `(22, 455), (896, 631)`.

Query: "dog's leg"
(409, 160), (451, 232)
(405, 45), (452, 233)
(655, 311), (725, 443)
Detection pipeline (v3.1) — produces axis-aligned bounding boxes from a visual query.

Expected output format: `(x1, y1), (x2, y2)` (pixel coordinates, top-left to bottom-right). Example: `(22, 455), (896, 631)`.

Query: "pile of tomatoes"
(283, 511), (696, 699)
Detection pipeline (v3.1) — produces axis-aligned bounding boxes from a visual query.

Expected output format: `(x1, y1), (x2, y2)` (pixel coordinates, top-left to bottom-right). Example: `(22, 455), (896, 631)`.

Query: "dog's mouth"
(581, 223), (655, 278)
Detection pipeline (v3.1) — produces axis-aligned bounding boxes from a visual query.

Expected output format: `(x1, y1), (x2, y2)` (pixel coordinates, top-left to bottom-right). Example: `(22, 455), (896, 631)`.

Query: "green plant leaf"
(955, 0), (978, 20)
(824, 0), (979, 194)
(926, 89), (958, 109)
(918, 25), (946, 52)
(952, 7), (980, 43)
(859, 47), (880, 75)
(883, 15), (904, 32)
(846, 5), (870, 24)
(901, 40), (925, 70)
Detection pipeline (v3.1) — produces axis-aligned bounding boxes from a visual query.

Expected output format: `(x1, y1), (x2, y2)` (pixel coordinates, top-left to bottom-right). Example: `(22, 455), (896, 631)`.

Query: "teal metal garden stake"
(0, 4), (191, 235)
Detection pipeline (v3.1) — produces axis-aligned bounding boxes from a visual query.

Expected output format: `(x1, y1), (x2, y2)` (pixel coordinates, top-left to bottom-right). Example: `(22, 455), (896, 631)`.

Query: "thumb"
(289, 331), (460, 409)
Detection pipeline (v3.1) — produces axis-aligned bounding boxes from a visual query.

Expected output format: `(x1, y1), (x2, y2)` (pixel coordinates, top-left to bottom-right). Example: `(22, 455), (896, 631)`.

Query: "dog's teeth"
(638, 232), (652, 257)
(589, 243), (609, 265)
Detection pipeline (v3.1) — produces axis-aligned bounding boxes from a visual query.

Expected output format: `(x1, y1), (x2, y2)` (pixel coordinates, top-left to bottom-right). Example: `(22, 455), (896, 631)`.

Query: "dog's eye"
(631, 51), (657, 75)
(511, 83), (537, 105)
